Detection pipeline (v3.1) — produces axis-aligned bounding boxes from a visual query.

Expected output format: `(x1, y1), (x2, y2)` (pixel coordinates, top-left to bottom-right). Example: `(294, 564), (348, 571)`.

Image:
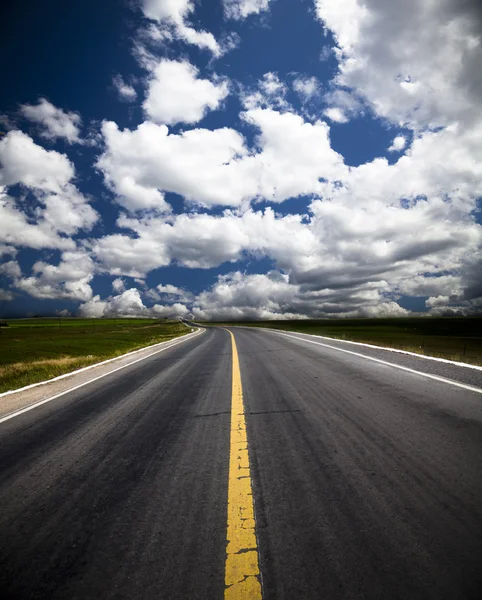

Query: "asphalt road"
(1, 326), (481, 599)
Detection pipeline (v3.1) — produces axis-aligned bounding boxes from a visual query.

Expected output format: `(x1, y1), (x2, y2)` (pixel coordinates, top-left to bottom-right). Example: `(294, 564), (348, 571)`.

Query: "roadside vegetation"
(0, 318), (189, 393)
(211, 317), (482, 366)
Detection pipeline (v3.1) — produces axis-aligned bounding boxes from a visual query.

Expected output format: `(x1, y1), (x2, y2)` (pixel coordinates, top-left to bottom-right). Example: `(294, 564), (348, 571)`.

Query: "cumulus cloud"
(79, 287), (190, 319)
(0, 259), (21, 279)
(0, 131), (98, 247)
(0, 244), (17, 258)
(77, 295), (106, 318)
(0, 192), (74, 250)
(40, 186), (98, 236)
(293, 76), (321, 103)
(6, 0), (482, 321)
(112, 75), (137, 102)
(157, 284), (183, 295)
(92, 115), (482, 314)
(156, 284), (192, 302)
(152, 302), (189, 318)
(242, 72), (290, 111)
(319, 45), (332, 62)
(90, 175), (481, 308)
(0, 130), (74, 192)
(140, 0), (221, 56)
(97, 107), (345, 212)
(223, 0), (272, 20)
(79, 288), (144, 318)
(20, 98), (82, 143)
(323, 88), (363, 122)
(112, 277), (126, 293)
(388, 135), (407, 153)
(143, 59), (229, 125)
(396, 275), (461, 299)
(14, 251), (95, 301)
(315, 0), (482, 130)
(323, 107), (348, 123)
(105, 288), (146, 316)
(192, 271), (409, 321)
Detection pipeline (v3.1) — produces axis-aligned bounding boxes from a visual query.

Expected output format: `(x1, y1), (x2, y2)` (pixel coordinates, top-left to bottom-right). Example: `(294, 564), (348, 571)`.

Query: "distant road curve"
(0, 325), (481, 599)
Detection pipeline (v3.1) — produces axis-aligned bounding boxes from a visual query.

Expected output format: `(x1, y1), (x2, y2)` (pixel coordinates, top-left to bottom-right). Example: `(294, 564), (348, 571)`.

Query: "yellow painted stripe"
(224, 329), (262, 600)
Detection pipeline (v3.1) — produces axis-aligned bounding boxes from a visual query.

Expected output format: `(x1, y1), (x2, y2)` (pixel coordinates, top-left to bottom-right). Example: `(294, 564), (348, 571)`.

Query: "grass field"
(0, 318), (189, 393)
(210, 317), (482, 366)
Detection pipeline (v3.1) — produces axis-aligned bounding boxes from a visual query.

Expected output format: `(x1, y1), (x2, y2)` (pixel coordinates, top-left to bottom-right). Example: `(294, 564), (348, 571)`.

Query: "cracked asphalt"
(1, 326), (481, 599)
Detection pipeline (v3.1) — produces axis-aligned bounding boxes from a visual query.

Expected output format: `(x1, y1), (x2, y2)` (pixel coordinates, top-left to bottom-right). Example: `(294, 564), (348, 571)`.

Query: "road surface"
(0, 326), (481, 599)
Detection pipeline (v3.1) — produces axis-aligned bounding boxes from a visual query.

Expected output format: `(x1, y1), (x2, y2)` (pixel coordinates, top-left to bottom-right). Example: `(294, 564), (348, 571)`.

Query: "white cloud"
(6, 0), (482, 321)
(20, 98), (82, 143)
(193, 271), (301, 320)
(112, 277), (125, 293)
(0, 245), (17, 259)
(293, 76), (320, 103)
(152, 302), (189, 318)
(78, 295), (108, 318)
(321, 123), (482, 210)
(0, 191), (75, 250)
(78, 287), (189, 319)
(112, 75), (137, 102)
(192, 270), (409, 320)
(91, 232), (170, 277)
(323, 89), (362, 121)
(426, 295), (452, 308)
(40, 186), (98, 235)
(315, 0), (482, 130)
(143, 59), (229, 125)
(242, 72), (290, 111)
(140, 0), (221, 56)
(92, 210), (249, 277)
(156, 284), (192, 301)
(0, 259), (21, 279)
(396, 275), (461, 299)
(0, 131), (98, 246)
(80, 288), (145, 318)
(0, 186), (97, 251)
(388, 135), (407, 153)
(89, 163), (481, 314)
(0, 289), (14, 301)
(157, 283), (183, 295)
(79, 268), (408, 320)
(319, 45), (332, 62)
(14, 251), (95, 301)
(0, 130), (74, 192)
(97, 107), (345, 211)
(223, 0), (272, 20)
(106, 288), (146, 316)
(323, 107), (348, 123)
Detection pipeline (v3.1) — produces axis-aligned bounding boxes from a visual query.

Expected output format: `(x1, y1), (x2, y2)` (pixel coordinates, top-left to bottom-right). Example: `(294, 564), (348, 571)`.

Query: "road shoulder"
(0, 328), (204, 422)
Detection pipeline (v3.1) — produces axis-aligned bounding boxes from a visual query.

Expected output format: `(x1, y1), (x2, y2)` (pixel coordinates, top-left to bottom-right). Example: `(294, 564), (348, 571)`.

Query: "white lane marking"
(267, 330), (482, 395)
(0, 328), (204, 398)
(257, 327), (482, 371)
(0, 329), (205, 424)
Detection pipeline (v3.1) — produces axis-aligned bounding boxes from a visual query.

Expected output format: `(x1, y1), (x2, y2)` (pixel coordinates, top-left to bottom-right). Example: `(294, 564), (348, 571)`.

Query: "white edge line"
(267, 329), (482, 395)
(0, 328), (204, 399)
(249, 326), (482, 371)
(0, 328), (204, 424)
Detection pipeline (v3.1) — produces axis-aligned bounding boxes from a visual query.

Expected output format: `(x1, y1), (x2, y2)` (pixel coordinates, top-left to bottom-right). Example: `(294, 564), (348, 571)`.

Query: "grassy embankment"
(210, 317), (482, 366)
(0, 318), (190, 393)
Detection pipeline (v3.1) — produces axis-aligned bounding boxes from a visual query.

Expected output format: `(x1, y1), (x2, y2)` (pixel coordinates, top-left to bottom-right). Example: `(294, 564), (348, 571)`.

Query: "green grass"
(0, 318), (189, 393)
(208, 317), (482, 366)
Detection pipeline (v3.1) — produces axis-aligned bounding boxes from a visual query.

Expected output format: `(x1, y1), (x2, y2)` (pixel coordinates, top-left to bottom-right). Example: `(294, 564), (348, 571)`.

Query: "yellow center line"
(224, 329), (263, 599)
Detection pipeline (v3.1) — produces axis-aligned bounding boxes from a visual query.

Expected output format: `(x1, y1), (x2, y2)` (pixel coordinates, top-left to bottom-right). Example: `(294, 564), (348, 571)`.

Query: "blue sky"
(0, 0), (481, 319)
